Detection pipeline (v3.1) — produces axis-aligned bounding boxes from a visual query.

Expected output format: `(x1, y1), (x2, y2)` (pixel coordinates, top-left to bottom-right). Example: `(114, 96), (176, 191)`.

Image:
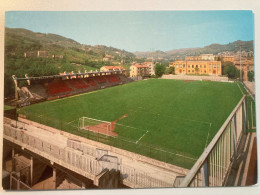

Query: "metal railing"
(4, 121), (173, 188)
(179, 95), (246, 187)
(19, 111), (197, 169)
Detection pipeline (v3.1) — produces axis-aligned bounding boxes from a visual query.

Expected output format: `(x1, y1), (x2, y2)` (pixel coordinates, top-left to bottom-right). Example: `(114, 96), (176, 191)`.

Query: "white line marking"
(116, 123), (145, 131)
(67, 119), (78, 125)
(136, 130), (149, 144)
(236, 83), (244, 95)
(204, 123), (212, 149)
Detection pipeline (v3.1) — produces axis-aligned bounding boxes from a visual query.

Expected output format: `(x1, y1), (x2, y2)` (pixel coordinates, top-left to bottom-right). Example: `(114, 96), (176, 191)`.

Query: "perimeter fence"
(17, 110), (197, 169)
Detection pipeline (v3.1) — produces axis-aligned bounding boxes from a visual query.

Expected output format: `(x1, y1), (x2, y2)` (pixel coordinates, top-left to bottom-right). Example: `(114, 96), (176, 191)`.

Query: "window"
(209, 65), (212, 68)
(192, 65), (194, 68)
(188, 70), (190, 72)
(213, 65), (216, 68)
(179, 65), (182, 68)
(192, 70), (194, 72)
(183, 64), (185, 68)
(200, 65), (202, 68)
(196, 65), (198, 68)
(217, 65), (220, 68)
(204, 70), (206, 73)
(188, 65), (190, 68)
(204, 65), (206, 68)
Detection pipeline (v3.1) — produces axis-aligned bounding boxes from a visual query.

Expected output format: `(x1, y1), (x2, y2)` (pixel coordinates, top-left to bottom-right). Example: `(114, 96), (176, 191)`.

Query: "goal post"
(78, 116), (112, 136)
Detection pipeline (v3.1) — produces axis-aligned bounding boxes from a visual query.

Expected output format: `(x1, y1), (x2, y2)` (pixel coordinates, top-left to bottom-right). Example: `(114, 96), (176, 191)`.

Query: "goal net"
(78, 116), (112, 136)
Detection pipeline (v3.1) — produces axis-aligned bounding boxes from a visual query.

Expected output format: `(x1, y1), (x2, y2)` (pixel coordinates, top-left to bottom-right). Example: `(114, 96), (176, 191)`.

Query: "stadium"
(3, 69), (257, 189)
(8, 70), (255, 168)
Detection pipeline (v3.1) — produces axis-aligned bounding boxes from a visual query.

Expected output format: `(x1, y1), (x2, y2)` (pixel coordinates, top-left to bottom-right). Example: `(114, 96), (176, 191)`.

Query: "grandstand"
(11, 70), (131, 107)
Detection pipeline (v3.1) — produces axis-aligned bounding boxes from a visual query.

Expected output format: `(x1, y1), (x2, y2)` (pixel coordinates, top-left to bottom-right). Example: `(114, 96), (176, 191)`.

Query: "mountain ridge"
(134, 40), (254, 59)
(6, 27), (254, 61)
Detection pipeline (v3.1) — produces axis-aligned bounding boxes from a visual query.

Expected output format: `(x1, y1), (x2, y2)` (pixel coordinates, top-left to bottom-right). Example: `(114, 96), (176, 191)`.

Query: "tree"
(155, 63), (166, 78)
(247, 71), (254, 82)
(223, 65), (239, 79)
(165, 67), (175, 75)
(222, 61), (235, 75)
(194, 67), (199, 74)
(168, 67), (175, 74)
(222, 61), (234, 67)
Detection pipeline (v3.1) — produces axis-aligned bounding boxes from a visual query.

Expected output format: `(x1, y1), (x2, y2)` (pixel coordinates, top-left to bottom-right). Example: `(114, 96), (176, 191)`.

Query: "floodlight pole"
(240, 46), (242, 82)
(12, 75), (19, 127)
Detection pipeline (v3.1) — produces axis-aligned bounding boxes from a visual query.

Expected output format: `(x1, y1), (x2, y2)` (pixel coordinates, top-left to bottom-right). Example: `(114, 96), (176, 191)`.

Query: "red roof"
(103, 66), (125, 70)
(134, 65), (149, 68)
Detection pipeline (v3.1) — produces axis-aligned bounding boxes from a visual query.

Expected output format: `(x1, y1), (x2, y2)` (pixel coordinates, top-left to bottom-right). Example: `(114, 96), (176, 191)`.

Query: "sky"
(5, 11), (254, 52)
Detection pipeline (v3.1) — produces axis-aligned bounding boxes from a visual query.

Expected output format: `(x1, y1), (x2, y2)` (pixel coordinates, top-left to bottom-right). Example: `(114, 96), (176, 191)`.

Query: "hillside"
(4, 27), (136, 97)
(4, 27), (254, 98)
(5, 27), (136, 65)
(135, 40), (254, 59)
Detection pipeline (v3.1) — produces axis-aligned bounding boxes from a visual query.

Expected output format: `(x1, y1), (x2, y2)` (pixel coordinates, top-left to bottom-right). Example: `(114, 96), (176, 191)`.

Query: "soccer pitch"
(20, 79), (243, 168)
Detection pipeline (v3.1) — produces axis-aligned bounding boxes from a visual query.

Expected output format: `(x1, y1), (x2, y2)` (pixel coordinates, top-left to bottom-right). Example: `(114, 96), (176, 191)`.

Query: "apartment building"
(130, 64), (150, 77)
(169, 55), (222, 76)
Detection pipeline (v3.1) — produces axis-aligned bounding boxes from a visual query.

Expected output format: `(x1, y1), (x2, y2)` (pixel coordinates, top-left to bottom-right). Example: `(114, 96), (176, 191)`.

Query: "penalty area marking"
(135, 130), (149, 144)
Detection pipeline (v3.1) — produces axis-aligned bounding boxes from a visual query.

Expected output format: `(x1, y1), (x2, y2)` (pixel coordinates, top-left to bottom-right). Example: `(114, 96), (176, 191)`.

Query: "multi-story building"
(200, 54), (215, 61)
(130, 64), (150, 77)
(142, 62), (155, 75)
(169, 55), (222, 76)
(24, 50), (48, 58)
(52, 54), (64, 59)
(102, 55), (114, 61)
(234, 57), (254, 81)
(37, 51), (48, 57)
(185, 54), (215, 61)
(100, 66), (125, 72)
(222, 56), (235, 63)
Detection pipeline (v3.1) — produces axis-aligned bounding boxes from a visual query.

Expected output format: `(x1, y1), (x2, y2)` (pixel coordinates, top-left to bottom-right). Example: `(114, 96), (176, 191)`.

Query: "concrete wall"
(4, 117), (189, 188)
(162, 74), (229, 82)
(18, 117), (188, 176)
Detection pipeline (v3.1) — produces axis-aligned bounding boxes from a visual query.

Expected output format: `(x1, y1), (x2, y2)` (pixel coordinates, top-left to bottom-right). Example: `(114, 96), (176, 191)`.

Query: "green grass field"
(20, 79), (244, 168)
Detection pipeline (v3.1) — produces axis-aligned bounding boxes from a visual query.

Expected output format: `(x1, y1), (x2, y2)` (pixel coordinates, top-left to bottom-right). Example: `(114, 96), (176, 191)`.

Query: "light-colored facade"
(130, 64), (150, 77)
(142, 62), (155, 75)
(185, 54), (215, 61)
(169, 58), (222, 76)
(222, 56), (235, 63)
(100, 66), (125, 72)
(37, 51), (48, 57)
(234, 57), (254, 81)
(200, 54), (215, 61)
